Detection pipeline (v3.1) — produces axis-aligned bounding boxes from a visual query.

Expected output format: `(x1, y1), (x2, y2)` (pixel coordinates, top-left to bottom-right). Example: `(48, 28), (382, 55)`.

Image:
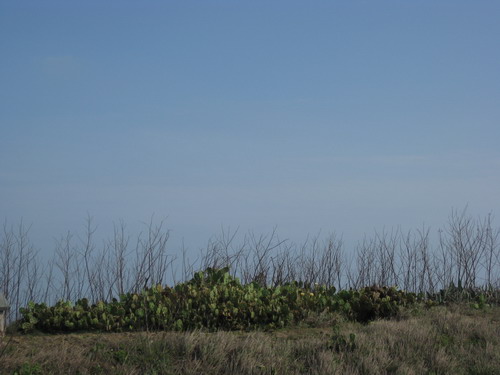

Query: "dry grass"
(1, 304), (499, 375)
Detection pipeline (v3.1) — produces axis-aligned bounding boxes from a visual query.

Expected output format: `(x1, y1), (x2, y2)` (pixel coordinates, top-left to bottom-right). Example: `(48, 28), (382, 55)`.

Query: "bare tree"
(481, 213), (500, 288)
(131, 217), (174, 292)
(442, 208), (489, 288)
(2, 207), (499, 327)
(110, 220), (131, 296)
(54, 231), (77, 301)
(79, 215), (98, 301)
(0, 221), (41, 321)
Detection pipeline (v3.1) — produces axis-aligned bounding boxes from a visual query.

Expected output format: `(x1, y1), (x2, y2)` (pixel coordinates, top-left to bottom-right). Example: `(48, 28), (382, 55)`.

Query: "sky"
(1, 0), (499, 258)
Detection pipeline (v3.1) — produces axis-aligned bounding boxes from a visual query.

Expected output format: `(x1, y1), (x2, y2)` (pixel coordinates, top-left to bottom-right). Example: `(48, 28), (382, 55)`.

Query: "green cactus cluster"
(336, 285), (418, 322)
(18, 267), (421, 333)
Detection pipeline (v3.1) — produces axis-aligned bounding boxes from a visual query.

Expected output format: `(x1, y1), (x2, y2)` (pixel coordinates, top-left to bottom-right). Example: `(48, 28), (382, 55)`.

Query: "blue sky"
(1, 0), (499, 256)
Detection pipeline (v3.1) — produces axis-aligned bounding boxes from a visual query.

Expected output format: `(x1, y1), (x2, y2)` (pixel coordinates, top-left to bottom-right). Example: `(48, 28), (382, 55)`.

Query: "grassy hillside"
(1, 304), (499, 375)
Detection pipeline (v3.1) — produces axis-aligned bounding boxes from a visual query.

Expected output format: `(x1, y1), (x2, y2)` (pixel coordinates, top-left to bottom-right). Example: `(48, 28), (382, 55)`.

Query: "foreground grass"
(1, 304), (499, 375)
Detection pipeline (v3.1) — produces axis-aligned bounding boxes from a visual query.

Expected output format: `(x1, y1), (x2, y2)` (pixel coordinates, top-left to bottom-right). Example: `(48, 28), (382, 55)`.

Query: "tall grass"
(1, 304), (499, 374)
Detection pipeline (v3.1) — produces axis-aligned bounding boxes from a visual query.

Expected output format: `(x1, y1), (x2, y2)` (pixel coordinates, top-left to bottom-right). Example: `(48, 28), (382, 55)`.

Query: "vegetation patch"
(18, 267), (422, 333)
(1, 304), (499, 375)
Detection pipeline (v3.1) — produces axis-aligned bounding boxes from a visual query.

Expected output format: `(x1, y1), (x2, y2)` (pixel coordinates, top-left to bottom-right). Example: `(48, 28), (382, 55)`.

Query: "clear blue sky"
(1, 1), (499, 255)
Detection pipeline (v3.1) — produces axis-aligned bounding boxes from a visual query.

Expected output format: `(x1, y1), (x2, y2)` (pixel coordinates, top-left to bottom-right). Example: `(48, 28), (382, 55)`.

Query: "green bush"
(426, 281), (500, 309)
(18, 267), (421, 333)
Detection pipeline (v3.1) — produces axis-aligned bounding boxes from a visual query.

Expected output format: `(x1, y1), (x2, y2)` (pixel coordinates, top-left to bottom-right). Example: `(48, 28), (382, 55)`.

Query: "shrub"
(18, 268), (420, 333)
